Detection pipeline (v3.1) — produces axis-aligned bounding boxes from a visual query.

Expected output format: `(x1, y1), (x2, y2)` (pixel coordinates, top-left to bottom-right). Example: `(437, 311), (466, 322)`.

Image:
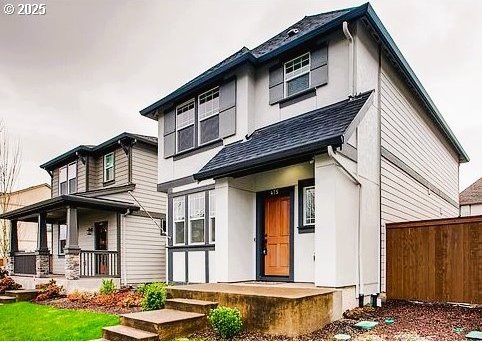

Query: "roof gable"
(460, 177), (482, 205)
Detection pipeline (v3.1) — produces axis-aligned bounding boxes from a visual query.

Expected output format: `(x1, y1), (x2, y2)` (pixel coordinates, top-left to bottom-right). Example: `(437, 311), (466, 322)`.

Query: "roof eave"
(194, 135), (343, 181)
(364, 4), (469, 163)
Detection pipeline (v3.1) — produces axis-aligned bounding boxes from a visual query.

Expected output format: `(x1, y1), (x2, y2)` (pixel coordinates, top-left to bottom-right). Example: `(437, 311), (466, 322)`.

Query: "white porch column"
(214, 178), (229, 282)
(314, 154), (358, 288)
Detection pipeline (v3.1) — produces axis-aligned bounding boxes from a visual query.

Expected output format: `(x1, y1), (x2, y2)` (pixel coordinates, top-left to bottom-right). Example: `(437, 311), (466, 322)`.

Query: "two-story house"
(140, 3), (468, 306)
(1, 133), (166, 291)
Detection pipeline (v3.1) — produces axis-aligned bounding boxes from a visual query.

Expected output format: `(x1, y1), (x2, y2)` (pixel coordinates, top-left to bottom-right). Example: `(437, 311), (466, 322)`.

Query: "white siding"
(122, 215), (166, 284)
(379, 59), (460, 291)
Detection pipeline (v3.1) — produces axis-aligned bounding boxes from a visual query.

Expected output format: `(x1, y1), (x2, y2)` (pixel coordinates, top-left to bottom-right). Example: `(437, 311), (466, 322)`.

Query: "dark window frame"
(298, 178), (315, 233)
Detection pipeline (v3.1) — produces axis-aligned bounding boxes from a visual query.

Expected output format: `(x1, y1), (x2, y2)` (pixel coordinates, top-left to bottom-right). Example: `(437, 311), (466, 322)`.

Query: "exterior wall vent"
(287, 28), (299, 37)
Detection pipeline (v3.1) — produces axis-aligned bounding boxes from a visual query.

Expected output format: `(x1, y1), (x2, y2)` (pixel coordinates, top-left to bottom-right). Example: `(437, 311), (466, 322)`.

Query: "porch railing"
(13, 252), (36, 275)
(80, 250), (119, 277)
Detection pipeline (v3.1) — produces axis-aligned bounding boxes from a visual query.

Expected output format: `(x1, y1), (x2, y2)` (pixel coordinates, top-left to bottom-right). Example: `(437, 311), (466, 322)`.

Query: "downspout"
(327, 145), (364, 306)
(343, 21), (356, 96)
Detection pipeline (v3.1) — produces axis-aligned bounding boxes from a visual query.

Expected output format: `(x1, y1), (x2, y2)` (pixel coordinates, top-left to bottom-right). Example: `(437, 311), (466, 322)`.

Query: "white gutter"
(343, 21), (356, 96)
(327, 145), (364, 304)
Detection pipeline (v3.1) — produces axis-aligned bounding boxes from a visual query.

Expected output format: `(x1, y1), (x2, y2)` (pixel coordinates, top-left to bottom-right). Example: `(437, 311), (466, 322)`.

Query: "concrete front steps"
(0, 289), (39, 304)
(102, 299), (218, 341)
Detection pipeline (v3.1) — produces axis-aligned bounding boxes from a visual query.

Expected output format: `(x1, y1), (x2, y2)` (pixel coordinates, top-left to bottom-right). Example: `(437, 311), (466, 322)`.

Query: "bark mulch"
(41, 289), (143, 315)
(189, 300), (482, 341)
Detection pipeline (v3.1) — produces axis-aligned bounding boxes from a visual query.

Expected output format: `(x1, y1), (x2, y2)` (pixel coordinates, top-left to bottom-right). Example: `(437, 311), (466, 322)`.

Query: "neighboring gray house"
(460, 177), (482, 216)
(140, 2), (467, 306)
(1, 133), (166, 291)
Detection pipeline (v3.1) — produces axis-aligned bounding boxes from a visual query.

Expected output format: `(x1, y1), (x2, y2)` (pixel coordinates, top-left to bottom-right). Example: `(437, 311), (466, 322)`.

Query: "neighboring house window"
(303, 185), (315, 226)
(103, 152), (115, 183)
(59, 166), (68, 195)
(59, 162), (77, 195)
(284, 52), (310, 97)
(173, 197), (185, 245)
(209, 190), (216, 243)
(188, 192), (205, 244)
(58, 224), (67, 255)
(176, 100), (195, 153)
(198, 87), (219, 145)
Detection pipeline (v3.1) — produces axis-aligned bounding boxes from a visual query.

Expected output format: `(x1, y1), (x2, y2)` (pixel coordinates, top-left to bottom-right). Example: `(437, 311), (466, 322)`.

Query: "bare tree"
(0, 121), (21, 260)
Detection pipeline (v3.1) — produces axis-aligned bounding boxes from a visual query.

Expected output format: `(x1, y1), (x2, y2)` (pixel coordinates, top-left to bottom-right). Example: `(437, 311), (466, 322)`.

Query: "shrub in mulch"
(0, 276), (21, 294)
(34, 279), (64, 302)
(0, 267), (8, 279)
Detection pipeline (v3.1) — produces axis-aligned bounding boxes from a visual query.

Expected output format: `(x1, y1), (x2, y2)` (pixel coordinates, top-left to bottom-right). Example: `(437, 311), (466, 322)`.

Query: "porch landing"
(167, 282), (344, 337)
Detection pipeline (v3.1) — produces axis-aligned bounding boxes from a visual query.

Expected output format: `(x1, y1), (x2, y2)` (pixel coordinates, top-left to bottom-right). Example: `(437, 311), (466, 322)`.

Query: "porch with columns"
(1, 195), (139, 280)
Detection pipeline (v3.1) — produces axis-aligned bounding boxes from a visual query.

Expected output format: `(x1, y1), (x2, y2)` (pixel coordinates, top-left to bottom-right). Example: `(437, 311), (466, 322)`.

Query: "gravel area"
(189, 300), (482, 341)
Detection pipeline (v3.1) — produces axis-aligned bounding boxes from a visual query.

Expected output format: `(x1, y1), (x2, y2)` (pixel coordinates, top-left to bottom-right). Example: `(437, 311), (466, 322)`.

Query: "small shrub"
(99, 279), (117, 295)
(35, 279), (64, 302)
(67, 290), (93, 302)
(135, 283), (147, 295)
(0, 276), (21, 294)
(0, 268), (8, 279)
(208, 306), (243, 340)
(141, 282), (167, 311)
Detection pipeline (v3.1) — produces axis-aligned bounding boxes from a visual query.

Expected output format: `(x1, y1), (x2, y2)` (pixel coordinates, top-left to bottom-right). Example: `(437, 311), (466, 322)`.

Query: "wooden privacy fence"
(386, 216), (482, 304)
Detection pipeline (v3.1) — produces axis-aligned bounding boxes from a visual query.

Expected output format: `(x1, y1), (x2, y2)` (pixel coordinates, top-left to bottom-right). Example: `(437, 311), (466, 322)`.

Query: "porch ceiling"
(0, 194), (139, 222)
(194, 91), (373, 180)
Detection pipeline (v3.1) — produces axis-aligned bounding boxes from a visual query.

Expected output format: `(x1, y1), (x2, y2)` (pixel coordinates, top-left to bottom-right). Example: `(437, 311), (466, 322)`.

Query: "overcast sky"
(1, 0), (481, 192)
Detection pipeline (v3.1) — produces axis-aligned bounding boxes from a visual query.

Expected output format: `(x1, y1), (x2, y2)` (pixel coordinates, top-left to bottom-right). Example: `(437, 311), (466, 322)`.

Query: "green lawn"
(0, 302), (119, 341)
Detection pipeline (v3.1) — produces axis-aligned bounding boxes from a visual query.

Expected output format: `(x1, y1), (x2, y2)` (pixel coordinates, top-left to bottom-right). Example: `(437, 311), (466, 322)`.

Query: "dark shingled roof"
(194, 91), (373, 180)
(460, 177), (482, 205)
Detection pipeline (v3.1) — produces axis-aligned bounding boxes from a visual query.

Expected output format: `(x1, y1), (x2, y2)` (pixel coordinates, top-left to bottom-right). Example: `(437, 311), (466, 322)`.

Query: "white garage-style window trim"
(284, 52), (311, 97)
(209, 190), (216, 243)
(103, 152), (115, 183)
(176, 99), (195, 153)
(188, 192), (205, 244)
(173, 196), (185, 245)
(59, 162), (77, 195)
(198, 87), (220, 146)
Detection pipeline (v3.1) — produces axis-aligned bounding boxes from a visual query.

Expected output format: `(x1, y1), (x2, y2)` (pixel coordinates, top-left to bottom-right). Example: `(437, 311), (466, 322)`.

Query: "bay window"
(188, 192), (205, 244)
(209, 190), (216, 243)
(173, 196), (185, 245)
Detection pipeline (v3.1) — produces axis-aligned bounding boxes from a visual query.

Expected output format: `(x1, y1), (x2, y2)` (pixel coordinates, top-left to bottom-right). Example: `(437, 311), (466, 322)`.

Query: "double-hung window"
(188, 192), (205, 244)
(303, 185), (315, 226)
(209, 190), (216, 243)
(176, 100), (195, 152)
(284, 52), (310, 97)
(173, 197), (185, 245)
(198, 87), (219, 145)
(104, 152), (115, 183)
(59, 162), (77, 195)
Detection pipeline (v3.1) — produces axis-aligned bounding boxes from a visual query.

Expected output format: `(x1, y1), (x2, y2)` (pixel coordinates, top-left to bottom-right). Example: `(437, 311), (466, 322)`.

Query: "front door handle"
(263, 234), (268, 255)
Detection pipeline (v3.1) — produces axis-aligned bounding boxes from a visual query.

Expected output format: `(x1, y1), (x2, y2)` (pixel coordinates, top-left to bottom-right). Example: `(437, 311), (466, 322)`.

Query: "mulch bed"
(40, 289), (143, 315)
(189, 300), (482, 341)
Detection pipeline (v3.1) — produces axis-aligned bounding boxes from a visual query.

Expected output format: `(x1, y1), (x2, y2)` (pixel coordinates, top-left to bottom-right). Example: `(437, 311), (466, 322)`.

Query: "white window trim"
(176, 99), (196, 153)
(173, 197), (185, 246)
(103, 152), (115, 183)
(198, 87), (220, 146)
(284, 52), (311, 97)
(209, 190), (215, 243)
(58, 224), (67, 255)
(59, 162), (77, 195)
(303, 185), (315, 226)
(188, 193), (205, 245)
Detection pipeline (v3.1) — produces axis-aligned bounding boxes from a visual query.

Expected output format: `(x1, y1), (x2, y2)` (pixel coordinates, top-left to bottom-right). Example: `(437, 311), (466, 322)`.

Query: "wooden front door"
(264, 195), (291, 277)
(94, 221), (108, 275)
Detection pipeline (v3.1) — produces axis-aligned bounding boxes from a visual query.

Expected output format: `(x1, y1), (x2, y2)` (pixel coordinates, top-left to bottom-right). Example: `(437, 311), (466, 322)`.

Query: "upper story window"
(59, 162), (77, 195)
(198, 87), (220, 145)
(176, 100), (195, 153)
(103, 152), (115, 183)
(284, 52), (310, 97)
